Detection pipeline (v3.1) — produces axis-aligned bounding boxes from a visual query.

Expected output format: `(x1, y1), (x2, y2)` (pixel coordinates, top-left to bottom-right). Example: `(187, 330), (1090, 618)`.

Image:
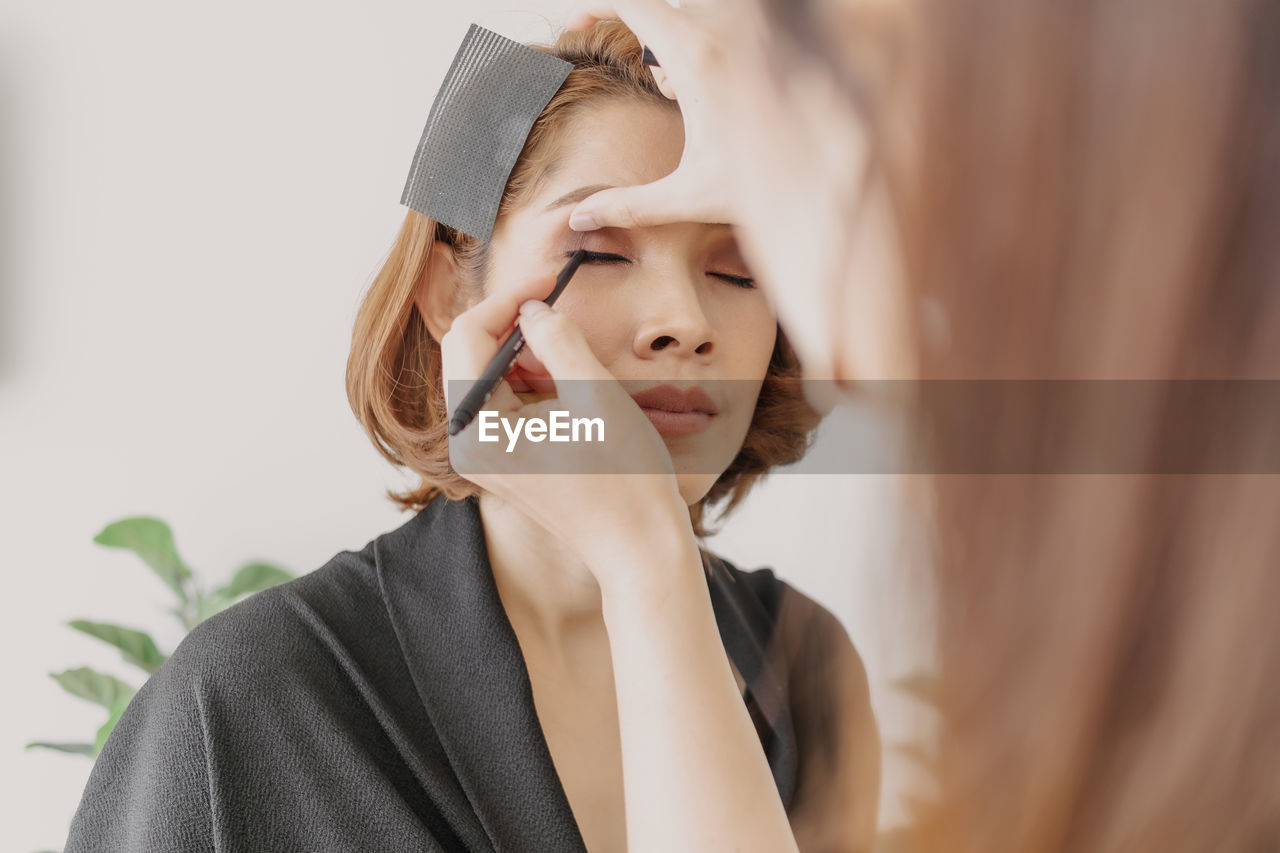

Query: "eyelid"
(567, 250), (630, 264)
(710, 273), (757, 290)
(563, 250), (756, 288)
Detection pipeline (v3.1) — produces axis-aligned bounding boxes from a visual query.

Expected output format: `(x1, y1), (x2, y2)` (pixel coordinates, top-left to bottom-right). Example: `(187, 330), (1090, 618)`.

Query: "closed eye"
(574, 250), (630, 265)
(564, 251), (757, 289)
(710, 273), (757, 290)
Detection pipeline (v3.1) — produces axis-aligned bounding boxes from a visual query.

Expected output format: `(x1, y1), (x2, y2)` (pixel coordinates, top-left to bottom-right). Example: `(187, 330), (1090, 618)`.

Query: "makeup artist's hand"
(563, 0), (765, 231)
(569, 1), (906, 384)
(440, 285), (694, 579)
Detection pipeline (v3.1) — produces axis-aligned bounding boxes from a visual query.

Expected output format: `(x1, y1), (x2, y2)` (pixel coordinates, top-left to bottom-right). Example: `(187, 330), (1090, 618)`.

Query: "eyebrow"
(543, 184), (615, 212)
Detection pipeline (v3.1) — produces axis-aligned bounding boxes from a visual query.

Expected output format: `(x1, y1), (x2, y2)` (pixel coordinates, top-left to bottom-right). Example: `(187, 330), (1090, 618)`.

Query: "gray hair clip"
(400, 24), (573, 242)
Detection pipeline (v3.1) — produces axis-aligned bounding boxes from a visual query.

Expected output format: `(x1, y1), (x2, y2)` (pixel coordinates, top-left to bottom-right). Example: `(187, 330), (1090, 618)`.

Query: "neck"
(478, 494), (607, 658)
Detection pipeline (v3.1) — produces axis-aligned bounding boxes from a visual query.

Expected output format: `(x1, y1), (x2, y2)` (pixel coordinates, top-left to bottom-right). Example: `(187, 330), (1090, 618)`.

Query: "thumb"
(568, 173), (725, 231)
(516, 301), (611, 382)
(515, 301), (622, 413)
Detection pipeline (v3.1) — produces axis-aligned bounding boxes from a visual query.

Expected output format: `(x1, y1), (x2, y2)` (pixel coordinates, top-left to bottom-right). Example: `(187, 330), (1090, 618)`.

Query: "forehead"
(490, 98), (738, 251)
(535, 98), (685, 204)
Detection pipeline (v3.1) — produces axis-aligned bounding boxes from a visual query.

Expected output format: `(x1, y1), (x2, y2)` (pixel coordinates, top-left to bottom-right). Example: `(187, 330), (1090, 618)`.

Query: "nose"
(633, 275), (716, 359)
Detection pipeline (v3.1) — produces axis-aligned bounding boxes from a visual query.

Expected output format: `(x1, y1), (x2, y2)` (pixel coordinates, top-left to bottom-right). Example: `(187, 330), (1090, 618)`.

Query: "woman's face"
(482, 99), (778, 504)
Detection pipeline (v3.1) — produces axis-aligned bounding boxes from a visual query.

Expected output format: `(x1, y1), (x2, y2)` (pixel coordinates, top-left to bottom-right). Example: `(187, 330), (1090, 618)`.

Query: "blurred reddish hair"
(764, 0), (1280, 849)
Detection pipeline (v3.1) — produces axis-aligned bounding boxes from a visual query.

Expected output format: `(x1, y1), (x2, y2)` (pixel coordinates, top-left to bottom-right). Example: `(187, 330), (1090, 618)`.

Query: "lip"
(629, 385), (718, 438)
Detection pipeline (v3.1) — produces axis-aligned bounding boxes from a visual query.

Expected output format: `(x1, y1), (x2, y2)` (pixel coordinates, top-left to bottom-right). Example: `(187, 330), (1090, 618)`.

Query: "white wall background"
(0, 2), (932, 849)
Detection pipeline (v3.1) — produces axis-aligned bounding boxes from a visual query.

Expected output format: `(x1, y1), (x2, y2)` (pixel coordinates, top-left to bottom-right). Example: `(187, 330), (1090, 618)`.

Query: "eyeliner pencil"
(447, 249), (589, 436)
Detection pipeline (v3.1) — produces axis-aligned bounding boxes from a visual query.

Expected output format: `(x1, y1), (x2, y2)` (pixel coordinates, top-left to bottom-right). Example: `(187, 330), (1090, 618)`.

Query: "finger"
(565, 8), (610, 30)
(451, 274), (557, 341)
(514, 343), (551, 378)
(440, 311), (521, 383)
(649, 65), (677, 100)
(567, 175), (729, 231)
(447, 378), (526, 427)
(567, 0), (685, 59)
(515, 301), (622, 413)
(439, 325), (527, 416)
(439, 335), (526, 423)
(440, 279), (556, 413)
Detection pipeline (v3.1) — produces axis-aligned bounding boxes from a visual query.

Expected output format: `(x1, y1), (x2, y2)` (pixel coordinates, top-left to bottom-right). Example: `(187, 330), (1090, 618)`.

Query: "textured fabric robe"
(65, 495), (799, 852)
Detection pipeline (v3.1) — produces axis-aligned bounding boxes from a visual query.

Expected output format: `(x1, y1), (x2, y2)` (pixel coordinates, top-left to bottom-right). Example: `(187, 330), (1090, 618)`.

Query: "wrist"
(572, 479), (688, 555)
(592, 518), (704, 615)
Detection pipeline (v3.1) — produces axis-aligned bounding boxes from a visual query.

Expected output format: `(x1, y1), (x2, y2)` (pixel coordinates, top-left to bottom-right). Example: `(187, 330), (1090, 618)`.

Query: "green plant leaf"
(94, 517), (193, 604)
(25, 741), (96, 756)
(194, 592), (232, 623)
(216, 562), (294, 600)
(50, 667), (136, 710)
(67, 620), (168, 674)
(93, 701), (129, 756)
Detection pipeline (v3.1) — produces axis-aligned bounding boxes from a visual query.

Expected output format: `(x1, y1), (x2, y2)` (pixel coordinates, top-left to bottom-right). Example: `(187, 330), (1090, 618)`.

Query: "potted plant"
(28, 517), (295, 760)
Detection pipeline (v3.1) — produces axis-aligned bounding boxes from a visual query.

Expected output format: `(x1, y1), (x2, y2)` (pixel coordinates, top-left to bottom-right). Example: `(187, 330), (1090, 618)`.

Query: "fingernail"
(519, 300), (549, 317)
(568, 210), (600, 231)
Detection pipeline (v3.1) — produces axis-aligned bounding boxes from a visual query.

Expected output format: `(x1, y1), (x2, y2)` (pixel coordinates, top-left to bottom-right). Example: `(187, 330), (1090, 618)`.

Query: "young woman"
(65, 21), (880, 853)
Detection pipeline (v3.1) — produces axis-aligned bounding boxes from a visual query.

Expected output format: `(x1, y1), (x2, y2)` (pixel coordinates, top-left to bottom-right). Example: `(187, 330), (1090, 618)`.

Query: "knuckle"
(614, 197), (645, 229)
(448, 310), (480, 333)
(533, 319), (572, 354)
(439, 325), (467, 353)
(542, 311), (582, 346)
(684, 30), (724, 73)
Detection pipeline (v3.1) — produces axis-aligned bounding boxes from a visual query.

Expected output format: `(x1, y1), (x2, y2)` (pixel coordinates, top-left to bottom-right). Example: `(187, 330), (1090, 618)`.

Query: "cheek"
(717, 306), (777, 436)
(476, 245), (520, 299)
(554, 280), (651, 359)
(720, 301), (779, 379)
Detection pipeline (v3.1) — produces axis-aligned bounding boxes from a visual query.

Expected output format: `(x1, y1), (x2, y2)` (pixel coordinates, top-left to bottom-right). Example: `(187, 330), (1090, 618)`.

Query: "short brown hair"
(346, 20), (822, 536)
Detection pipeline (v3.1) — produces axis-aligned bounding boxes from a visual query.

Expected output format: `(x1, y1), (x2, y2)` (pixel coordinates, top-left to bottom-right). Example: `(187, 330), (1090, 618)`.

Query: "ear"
(415, 240), (465, 342)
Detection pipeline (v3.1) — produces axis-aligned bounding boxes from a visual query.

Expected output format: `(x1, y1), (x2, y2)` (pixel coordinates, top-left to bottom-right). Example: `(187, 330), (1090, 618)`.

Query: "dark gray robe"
(64, 494), (798, 852)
